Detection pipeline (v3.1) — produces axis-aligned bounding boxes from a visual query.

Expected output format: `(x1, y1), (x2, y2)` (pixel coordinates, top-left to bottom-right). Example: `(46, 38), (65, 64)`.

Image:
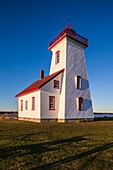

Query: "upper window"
(49, 96), (55, 110)
(76, 76), (82, 90)
(32, 97), (35, 110)
(77, 97), (83, 111)
(25, 101), (28, 110)
(54, 80), (59, 89)
(55, 51), (60, 64)
(20, 100), (23, 111)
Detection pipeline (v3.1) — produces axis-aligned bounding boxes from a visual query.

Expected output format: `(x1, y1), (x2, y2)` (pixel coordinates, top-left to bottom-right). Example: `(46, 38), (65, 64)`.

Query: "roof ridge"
(16, 68), (64, 97)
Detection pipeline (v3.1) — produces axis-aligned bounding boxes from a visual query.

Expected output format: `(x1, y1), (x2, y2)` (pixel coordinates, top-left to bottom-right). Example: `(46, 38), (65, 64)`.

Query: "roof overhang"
(16, 69), (64, 98)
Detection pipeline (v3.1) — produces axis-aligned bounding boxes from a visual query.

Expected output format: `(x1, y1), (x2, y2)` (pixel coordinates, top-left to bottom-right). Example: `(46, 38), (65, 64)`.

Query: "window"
(32, 97), (35, 110)
(77, 97), (83, 111)
(20, 100), (23, 111)
(76, 76), (82, 90)
(54, 80), (59, 89)
(49, 96), (55, 110)
(25, 101), (28, 110)
(55, 51), (60, 64)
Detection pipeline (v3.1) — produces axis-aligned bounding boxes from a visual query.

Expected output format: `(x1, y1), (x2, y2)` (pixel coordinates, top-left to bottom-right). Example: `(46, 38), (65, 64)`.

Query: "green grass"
(0, 120), (113, 170)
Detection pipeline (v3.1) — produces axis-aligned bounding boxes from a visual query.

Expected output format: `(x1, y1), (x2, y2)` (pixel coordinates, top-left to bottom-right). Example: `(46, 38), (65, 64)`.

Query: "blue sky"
(0, 0), (113, 112)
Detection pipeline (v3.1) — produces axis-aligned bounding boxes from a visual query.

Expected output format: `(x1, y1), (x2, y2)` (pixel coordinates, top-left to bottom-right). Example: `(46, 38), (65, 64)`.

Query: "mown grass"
(0, 120), (113, 170)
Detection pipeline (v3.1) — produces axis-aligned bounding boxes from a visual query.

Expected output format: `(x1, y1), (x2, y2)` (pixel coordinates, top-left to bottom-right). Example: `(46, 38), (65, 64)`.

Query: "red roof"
(16, 69), (64, 97)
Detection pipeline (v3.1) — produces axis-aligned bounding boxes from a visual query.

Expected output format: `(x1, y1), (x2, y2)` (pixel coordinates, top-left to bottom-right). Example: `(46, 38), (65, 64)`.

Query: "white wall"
(41, 73), (62, 94)
(41, 91), (60, 119)
(49, 38), (67, 120)
(40, 73), (62, 119)
(49, 38), (66, 74)
(18, 91), (40, 119)
(58, 71), (66, 119)
(65, 37), (94, 119)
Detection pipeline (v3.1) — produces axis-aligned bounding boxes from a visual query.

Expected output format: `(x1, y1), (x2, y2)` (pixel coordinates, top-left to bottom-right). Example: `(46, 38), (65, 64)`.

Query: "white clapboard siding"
(65, 38), (94, 119)
(18, 91), (41, 119)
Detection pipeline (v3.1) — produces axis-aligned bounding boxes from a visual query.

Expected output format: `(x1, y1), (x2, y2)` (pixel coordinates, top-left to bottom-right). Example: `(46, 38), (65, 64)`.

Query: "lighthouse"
(48, 26), (94, 121)
(16, 26), (94, 122)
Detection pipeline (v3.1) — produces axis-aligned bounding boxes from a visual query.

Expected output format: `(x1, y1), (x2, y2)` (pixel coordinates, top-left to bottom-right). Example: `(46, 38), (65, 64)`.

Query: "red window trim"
(25, 101), (28, 110)
(32, 97), (35, 110)
(20, 100), (23, 111)
(49, 96), (55, 110)
(54, 80), (59, 89)
(77, 97), (83, 111)
(55, 50), (60, 64)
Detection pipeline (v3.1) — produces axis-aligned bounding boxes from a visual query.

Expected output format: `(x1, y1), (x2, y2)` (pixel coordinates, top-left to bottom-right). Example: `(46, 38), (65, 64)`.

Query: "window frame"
(32, 97), (35, 110)
(20, 100), (23, 111)
(77, 97), (84, 111)
(76, 76), (82, 90)
(54, 80), (59, 89)
(55, 51), (60, 64)
(25, 101), (28, 110)
(49, 96), (55, 110)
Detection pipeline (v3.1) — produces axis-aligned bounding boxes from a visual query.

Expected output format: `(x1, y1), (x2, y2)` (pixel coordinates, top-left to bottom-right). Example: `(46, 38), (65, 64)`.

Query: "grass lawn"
(0, 120), (113, 169)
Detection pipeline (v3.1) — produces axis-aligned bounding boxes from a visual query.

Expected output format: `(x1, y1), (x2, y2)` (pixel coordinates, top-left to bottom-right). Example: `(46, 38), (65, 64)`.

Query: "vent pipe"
(40, 70), (44, 80)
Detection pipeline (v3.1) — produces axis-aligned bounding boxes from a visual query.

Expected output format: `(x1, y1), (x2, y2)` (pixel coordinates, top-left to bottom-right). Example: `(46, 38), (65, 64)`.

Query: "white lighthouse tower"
(48, 26), (94, 122)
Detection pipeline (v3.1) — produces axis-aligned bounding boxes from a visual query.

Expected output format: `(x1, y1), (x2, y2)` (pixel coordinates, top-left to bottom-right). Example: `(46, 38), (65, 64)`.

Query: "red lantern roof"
(48, 27), (88, 50)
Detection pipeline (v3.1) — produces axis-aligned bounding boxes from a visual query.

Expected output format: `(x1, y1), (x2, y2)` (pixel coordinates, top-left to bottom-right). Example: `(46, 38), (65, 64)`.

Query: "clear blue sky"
(0, 0), (113, 112)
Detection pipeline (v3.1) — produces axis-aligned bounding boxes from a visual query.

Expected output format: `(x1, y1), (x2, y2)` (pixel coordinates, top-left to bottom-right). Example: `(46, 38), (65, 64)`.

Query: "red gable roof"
(16, 69), (64, 97)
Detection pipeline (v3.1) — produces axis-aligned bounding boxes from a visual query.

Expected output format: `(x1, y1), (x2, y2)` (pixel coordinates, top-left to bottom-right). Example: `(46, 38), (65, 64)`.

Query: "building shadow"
(37, 142), (113, 170)
(84, 99), (92, 111)
(82, 78), (89, 90)
(0, 135), (89, 160)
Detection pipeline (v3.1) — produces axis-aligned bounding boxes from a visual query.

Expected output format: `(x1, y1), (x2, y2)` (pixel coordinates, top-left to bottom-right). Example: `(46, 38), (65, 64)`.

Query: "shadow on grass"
(0, 135), (88, 160)
(0, 128), (14, 133)
(0, 131), (46, 140)
(36, 142), (113, 170)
